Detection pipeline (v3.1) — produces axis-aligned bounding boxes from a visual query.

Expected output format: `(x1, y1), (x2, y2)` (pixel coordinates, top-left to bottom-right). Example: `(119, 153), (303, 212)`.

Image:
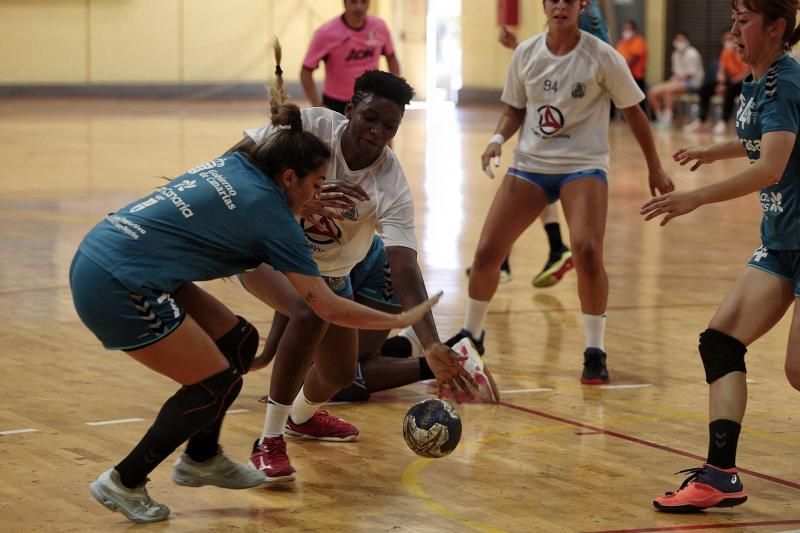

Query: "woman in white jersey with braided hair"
(446, 0), (674, 383)
(203, 56), (486, 481)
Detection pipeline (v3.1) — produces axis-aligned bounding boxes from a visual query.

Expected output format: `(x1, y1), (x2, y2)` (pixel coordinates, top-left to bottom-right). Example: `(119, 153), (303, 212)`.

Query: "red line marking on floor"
(589, 518), (800, 532)
(499, 401), (800, 491)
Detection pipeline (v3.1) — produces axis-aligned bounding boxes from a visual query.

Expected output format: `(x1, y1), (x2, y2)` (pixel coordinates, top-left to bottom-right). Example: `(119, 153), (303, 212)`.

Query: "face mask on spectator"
(673, 39), (689, 51)
(724, 40), (736, 49)
(622, 29), (634, 40)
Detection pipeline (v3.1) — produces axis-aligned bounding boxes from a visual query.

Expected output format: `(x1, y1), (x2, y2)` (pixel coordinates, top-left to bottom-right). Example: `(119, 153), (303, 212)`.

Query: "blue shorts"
(747, 244), (800, 297)
(323, 235), (400, 308)
(508, 168), (608, 203)
(70, 250), (186, 350)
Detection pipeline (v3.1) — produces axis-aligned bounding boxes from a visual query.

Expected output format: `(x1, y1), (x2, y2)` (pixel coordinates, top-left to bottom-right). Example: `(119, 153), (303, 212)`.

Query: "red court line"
(590, 518), (800, 532)
(499, 401), (800, 491)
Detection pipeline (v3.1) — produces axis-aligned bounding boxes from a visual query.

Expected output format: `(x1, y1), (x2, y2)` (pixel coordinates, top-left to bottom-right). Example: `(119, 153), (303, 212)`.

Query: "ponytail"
(787, 24), (800, 49)
(247, 37), (330, 181)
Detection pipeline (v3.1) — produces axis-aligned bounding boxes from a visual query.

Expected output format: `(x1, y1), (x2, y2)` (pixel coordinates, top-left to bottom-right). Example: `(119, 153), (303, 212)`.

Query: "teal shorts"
(69, 250), (186, 350)
(746, 244), (800, 297)
(323, 235), (400, 308)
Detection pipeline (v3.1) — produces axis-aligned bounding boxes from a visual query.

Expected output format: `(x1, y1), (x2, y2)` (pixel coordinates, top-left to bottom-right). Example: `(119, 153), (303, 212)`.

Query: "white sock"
(290, 386), (323, 425)
(582, 313), (606, 351)
(464, 297), (490, 337)
(261, 398), (291, 439)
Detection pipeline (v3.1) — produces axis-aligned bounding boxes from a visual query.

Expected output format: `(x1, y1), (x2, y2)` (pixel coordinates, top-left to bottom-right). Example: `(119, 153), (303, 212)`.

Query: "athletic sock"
(464, 297), (490, 338)
(707, 419), (741, 469)
(544, 222), (565, 254)
(115, 429), (174, 488)
(261, 398), (291, 439)
(290, 386), (324, 425)
(582, 313), (606, 351)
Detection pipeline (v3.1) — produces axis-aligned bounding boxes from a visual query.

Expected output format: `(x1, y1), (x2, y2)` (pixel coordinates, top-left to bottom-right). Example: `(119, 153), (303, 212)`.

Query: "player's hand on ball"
(640, 191), (702, 226)
(424, 343), (478, 402)
(673, 147), (713, 171)
(648, 167), (675, 196)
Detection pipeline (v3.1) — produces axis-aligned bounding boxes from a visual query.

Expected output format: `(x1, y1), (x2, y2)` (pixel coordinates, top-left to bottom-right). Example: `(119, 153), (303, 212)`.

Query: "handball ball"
(402, 398), (462, 458)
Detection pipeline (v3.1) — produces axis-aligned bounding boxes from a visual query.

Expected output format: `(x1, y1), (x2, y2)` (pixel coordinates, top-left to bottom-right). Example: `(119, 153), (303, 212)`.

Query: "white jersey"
(245, 107), (417, 277)
(502, 31), (644, 173)
(671, 46), (704, 89)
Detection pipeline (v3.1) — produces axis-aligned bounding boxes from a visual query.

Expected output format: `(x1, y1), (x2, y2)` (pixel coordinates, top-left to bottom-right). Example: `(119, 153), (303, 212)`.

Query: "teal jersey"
(78, 152), (319, 296)
(579, 2), (609, 44)
(736, 54), (800, 250)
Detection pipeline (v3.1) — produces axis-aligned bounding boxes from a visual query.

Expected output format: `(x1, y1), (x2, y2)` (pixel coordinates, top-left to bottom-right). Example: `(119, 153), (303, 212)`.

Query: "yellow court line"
(400, 422), (571, 533)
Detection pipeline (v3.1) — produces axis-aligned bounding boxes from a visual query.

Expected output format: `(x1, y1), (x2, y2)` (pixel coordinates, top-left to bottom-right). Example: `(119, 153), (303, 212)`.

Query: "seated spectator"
(684, 31), (749, 134)
(647, 32), (704, 128)
(615, 19), (649, 114)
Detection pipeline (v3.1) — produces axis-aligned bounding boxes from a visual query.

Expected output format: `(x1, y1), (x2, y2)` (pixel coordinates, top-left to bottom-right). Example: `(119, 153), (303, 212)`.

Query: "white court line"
(499, 388), (556, 394)
(0, 428), (38, 436)
(226, 409), (250, 414)
(598, 384), (652, 390)
(86, 418), (144, 426)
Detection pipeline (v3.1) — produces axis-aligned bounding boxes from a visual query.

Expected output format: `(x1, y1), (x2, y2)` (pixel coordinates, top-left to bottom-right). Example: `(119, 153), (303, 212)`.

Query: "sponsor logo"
(345, 48), (375, 61)
(187, 158), (225, 174)
(759, 191), (783, 213)
(740, 138), (761, 154)
(341, 206), (359, 221)
(537, 105), (565, 136)
(174, 179), (197, 192)
(571, 82), (586, 98)
(302, 216), (342, 245)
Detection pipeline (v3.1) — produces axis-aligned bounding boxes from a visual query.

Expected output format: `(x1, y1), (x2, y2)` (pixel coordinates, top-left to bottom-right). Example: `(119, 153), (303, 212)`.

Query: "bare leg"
(559, 178), (608, 315)
(469, 174), (548, 301)
(706, 268), (793, 423)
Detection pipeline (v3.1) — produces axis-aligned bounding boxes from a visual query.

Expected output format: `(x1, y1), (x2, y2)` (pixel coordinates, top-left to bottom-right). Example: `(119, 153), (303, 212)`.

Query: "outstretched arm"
(642, 131), (795, 225)
(387, 245), (478, 396)
(285, 272), (439, 330)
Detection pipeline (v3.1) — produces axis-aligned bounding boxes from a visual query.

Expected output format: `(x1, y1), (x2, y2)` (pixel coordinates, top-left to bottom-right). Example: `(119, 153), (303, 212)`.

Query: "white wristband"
(489, 133), (505, 146)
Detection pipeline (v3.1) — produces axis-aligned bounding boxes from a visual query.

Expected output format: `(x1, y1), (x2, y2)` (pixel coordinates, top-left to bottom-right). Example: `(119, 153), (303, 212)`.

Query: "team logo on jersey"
(342, 206), (359, 221)
(537, 105), (565, 136)
(302, 216), (342, 245)
(571, 82), (586, 98)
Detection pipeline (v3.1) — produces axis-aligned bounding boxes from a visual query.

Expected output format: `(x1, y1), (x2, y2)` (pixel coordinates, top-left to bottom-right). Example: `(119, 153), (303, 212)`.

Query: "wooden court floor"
(1, 98), (799, 532)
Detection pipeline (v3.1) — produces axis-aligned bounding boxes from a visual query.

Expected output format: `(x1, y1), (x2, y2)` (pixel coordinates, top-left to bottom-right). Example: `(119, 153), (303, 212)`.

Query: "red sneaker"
(248, 436), (295, 482)
(285, 410), (359, 442)
(654, 464), (748, 512)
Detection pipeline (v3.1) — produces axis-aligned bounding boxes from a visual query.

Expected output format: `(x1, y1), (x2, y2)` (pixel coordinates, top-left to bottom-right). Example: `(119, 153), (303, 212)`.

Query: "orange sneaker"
(654, 464), (748, 512)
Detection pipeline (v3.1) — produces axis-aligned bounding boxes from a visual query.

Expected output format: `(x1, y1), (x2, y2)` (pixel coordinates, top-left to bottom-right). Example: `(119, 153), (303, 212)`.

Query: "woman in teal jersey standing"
(642, 0), (800, 513)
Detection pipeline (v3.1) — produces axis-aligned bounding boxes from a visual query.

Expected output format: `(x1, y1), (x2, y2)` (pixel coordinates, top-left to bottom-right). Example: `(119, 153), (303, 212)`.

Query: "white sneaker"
(398, 326), (423, 358)
(89, 469), (170, 523)
(444, 338), (500, 403)
(713, 120), (727, 135)
(172, 452), (265, 489)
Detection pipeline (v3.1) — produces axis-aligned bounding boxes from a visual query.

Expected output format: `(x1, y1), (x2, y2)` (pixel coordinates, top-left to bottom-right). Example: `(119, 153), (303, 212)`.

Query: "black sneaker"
(444, 328), (485, 356)
(532, 247), (573, 288)
(580, 347), (609, 384)
(331, 364), (370, 402)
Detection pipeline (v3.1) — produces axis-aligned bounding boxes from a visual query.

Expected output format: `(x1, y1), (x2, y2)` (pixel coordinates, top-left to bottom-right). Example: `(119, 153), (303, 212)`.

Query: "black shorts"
(322, 94), (347, 115)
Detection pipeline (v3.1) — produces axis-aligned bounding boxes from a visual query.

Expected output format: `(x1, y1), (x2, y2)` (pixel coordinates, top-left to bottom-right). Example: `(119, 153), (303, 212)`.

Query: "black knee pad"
(216, 316), (259, 374)
(699, 328), (747, 384)
(152, 366), (243, 438)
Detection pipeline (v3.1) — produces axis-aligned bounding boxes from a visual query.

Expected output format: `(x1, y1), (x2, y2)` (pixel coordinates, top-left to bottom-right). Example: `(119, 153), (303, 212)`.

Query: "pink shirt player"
(301, 7), (399, 112)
